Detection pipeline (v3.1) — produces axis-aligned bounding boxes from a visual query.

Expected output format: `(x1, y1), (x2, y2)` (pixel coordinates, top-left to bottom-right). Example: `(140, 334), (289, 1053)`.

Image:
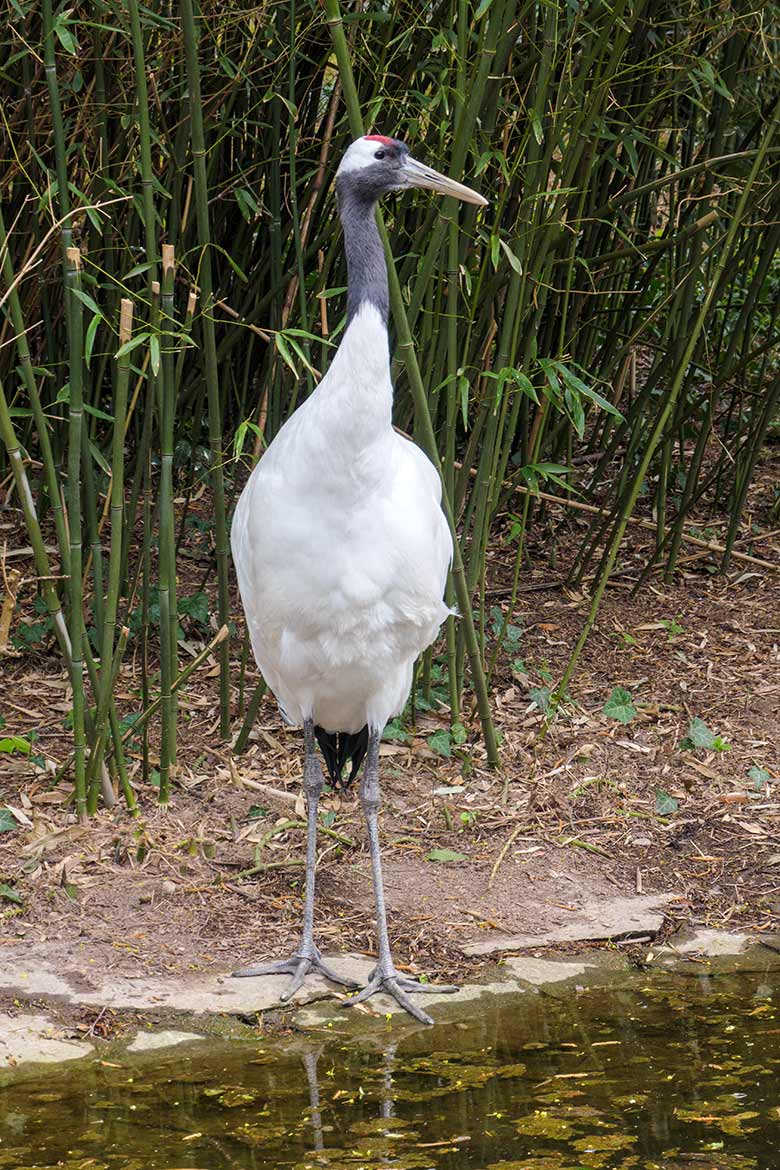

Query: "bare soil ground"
(2, 460), (779, 994)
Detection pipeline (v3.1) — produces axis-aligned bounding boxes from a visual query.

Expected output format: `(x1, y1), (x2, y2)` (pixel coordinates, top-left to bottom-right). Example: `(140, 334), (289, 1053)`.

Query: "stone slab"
(0, 953), (374, 1016)
(0, 1012), (93, 1069)
(658, 928), (751, 958)
(460, 894), (672, 957)
(501, 956), (591, 985)
(126, 1029), (206, 1053)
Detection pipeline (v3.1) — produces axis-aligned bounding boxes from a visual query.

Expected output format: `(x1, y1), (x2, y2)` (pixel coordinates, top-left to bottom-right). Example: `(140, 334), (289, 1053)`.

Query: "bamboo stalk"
(65, 246), (87, 821)
(181, 0), (232, 739)
(157, 245), (177, 806)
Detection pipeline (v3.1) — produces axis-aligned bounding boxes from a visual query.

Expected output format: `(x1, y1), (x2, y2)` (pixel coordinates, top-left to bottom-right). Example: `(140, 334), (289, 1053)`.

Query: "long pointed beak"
(400, 156), (488, 206)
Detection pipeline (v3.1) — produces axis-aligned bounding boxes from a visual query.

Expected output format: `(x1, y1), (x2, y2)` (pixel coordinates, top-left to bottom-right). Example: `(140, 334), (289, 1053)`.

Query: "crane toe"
(233, 948), (360, 1001)
(343, 965), (458, 1025)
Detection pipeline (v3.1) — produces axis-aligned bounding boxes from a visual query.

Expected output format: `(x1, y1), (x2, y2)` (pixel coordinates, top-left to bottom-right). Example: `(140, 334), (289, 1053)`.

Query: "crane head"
(336, 135), (488, 207)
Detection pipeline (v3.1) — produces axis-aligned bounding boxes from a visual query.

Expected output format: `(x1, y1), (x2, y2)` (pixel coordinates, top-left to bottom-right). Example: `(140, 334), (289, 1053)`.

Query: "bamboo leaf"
(84, 313), (101, 368)
(115, 332), (150, 359)
(498, 238), (523, 275)
(274, 332), (298, 376)
(70, 288), (103, 318)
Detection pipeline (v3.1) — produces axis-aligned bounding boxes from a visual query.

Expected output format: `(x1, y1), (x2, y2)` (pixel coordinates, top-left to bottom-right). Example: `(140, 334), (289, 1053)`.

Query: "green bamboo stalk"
(181, 0), (232, 739)
(84, 299), (136, 814)
(41, 0), (72, 258)
(65, 246), (87, 821)
(0, 376), (72, 665)
(157, 245), (177, 805)
(0, 205), (69, 570)
(125, 0), (158, 280)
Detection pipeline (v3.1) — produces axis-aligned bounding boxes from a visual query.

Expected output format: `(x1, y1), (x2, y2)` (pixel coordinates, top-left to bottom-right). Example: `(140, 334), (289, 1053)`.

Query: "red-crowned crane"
(230, 135), (487, 1024)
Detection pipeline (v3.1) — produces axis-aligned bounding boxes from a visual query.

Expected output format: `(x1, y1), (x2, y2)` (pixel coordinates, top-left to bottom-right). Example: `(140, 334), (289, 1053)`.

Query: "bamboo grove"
(1, 0), (779, 814)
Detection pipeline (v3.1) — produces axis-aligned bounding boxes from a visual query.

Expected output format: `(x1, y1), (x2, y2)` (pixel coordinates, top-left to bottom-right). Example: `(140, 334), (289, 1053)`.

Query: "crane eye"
(374, 149), (386, 159)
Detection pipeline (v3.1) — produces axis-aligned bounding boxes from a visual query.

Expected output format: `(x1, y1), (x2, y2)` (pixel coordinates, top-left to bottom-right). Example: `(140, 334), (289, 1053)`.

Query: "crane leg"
(233, 718), (359, 1000)
(344, 729), (458, 1025)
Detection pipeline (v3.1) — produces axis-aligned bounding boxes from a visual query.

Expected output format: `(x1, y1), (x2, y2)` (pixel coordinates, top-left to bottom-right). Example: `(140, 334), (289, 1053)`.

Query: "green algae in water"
(2, 970), (780, 1169)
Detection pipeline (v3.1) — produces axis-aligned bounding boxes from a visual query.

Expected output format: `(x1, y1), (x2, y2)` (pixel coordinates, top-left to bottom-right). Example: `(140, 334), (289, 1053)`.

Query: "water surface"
(1, 966), (777, 1169)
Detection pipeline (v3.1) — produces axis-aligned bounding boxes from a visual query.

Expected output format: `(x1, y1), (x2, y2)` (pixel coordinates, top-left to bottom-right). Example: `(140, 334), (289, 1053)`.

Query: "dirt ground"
(1, 467), (779, 994)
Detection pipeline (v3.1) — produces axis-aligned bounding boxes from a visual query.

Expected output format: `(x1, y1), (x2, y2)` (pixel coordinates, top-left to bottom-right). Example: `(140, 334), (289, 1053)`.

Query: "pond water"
(1, 966), (778, 1170)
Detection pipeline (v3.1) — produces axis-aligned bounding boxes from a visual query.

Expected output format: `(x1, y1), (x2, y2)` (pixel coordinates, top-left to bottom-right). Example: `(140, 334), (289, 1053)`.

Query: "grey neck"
(337, 186), (389, 326)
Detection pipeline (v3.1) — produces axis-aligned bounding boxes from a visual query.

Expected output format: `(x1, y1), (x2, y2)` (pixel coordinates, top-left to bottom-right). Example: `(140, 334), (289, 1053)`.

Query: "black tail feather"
(314, 724), (369, 790)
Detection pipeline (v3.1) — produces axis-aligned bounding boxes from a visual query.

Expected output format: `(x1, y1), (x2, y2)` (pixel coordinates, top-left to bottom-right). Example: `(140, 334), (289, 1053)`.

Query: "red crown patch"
(364, 135), (394, 145)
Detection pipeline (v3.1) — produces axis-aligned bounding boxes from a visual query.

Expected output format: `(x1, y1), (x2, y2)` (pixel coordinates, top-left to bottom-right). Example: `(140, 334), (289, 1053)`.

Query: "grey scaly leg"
(343, 729), (458, 1025)
(233, 719), (359, 999)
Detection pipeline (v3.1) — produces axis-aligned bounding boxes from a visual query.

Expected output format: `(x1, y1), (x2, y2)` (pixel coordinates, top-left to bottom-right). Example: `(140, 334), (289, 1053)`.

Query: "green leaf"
(84, 313), (101, 368)
(115, 332), (150, 359)
(685, 717), (729, 751)
(498, 237), (523, 275)
(0, 809), (19, 833)
(178, 591), (210, 627)
(474, 0), (494, 18)
(0, 884), (23, 906)
(83, 402), (114, 422)
(529, 686), (551, 713)
(88, 438), (112, 478)
(655, 789), (678, 816)
(53, 18), (78, 55)
(70, 288), (102, 318)
(274, 332), (298, 376)
(602, 686), (637, 724)
(427, 729), (452, 757)
(382, 718), (409, 743)
(235, 187), (260, 222)
(529, 108), (543, 145)
(748, 765), (770, 790)
(451, 721), (468, 746)
(149, 334), (161, 377)
(426, 848), (466, 863)
(459, 373), (470, 430)
(0, 736), (32, 754)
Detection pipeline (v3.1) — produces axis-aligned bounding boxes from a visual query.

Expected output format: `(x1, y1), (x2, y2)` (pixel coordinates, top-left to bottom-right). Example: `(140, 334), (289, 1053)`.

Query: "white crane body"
(231, 303), (452, 736)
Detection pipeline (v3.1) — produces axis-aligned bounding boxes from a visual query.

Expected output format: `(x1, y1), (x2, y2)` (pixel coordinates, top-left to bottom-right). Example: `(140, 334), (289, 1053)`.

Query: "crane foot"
(343, 964), (458, 1025)
(233, 946), (360, 1002)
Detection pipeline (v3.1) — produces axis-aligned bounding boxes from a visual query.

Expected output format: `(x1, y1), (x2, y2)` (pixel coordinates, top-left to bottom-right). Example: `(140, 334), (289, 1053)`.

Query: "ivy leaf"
(682, 717), (730, 752)
(748, 766), (770, 791)
(655, 789), (678, 816)
(0, 809), (18, 833)
(529, 686), (551, 713)
(427, 730), (452, 757)
(426, 848), (466, 863)
(688, 717), (716, 748)
(602, 686), (637, 724)
(382, 718), (409, 743)
(451, 721), (468, 746)
(178, 591), (209, 628)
